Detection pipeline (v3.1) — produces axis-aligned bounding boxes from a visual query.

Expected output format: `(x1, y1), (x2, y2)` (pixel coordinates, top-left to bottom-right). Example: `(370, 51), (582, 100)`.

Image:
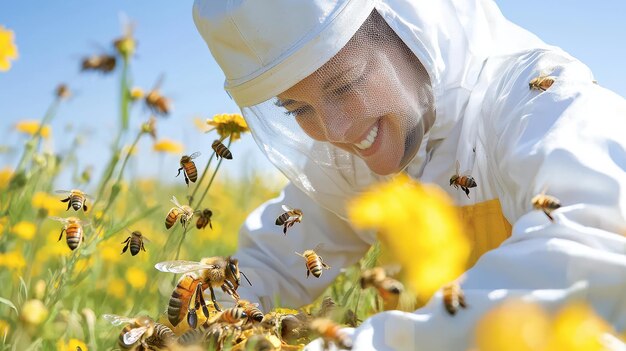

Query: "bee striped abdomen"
(130, 237), (141, 256)
(212, 140), (232, 160)
(145, 323), (175, 349)
(168, 275), (201, 326)
(165, 208), (181, 229)
(66, 224), (82, 250)
(183, 162), (198, 183)
(70, 194), (84, 211)
(275, 213), (290, 226)
(306, 254), (323, 278)
(220, 307), (247, 323)
(459, 176), (477, 188)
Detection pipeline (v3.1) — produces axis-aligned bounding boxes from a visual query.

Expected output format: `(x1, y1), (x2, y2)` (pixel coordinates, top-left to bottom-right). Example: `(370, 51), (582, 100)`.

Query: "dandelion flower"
(57, 338), (88, 351)
(11, 220), (36, 240)
(107, 278), (127, 299)
(125, 266), (147, 289)
(547, 301), (613, 351)
(0, 250), (26, 270)
(153, 139), (183, 154)
(100, 245), (121, 263)
(474, 299), (550, 351)
(129, 87), (144, 101)
(348, 174), (470, 299)
(0, 26), (18, 72)
(32, 191), (62, 216)
(21, 299), (48, 326)
(15, 120), (51, 138)
(0, 320), (9, 338)
(206, 113), (249, 141)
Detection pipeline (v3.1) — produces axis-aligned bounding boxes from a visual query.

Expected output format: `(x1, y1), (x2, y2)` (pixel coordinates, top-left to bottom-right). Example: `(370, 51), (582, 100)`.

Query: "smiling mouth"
(355, 124), (379, 150)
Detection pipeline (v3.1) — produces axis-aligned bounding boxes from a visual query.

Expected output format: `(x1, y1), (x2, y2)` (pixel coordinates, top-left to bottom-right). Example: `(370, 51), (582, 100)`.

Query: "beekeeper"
(193, 0), (626, 349)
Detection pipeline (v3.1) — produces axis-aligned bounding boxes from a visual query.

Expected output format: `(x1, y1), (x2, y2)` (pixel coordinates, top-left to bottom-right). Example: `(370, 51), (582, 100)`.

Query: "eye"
(333, 74), (366, 96)
(284, 105), (313, 118)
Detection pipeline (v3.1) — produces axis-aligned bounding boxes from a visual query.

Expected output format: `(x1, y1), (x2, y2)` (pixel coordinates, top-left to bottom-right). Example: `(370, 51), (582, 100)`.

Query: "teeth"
(355, 125), (378, 150)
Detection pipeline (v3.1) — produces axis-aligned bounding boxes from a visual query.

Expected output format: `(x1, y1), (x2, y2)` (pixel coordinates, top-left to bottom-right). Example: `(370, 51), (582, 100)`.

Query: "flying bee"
(155, 256), (252, 326)
(531, 189), (561, 222)
(275, 205), (303, 235)
(145, 75), (172, 116)
(103, 314), (156, 350)
(309, 318), (353, 350)
(56, 189), (91, 211)
(212, 140), (233, 160)
(80, 54), (116, 74)
(177, 152), (201, 186)
(442, 282), (467, 315)
(196, 208), (213, 230)
(121, 229), (149, 256)
(450, 160), (477, 198)
(295, 245), (330, 278)
(237, 300), (264, 323)
(49, 216), (86, 251)
(529, 75), (556, 91)
(360, 267), (404, 300)
(165, 196), (195, 229)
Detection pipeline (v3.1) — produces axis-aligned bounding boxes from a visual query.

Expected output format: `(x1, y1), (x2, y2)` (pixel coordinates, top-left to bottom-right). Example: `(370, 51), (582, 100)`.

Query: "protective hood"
(193, 0), (547, 217)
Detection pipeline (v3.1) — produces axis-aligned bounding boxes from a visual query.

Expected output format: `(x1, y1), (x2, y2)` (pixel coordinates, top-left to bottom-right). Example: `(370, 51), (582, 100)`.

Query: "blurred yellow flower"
(100, 245), (121, 263)
(129, 87), (144, 101)
(547, 301), (613, 351)
(348, 175), (470, 298)
(0, 319), (9, 337)
(153, 139), (183, 154)
(0, 250), (26, 270)
(57, 338), (88, 351)
(0, 167), (13, 189)
(11, 220), (36, 240)
(206, 113), (249, 141)
(0, 26), (18, 72)
(125, 266), (147, 289)
(15, 120), (51, 138)
(21, 299), (48, 326)
(74, 258), (92, 273)
(474, 299), (550, 351)
(122, 143), (139, 156)
(107, 278), (127, 299)
(32, 191), (62, 216)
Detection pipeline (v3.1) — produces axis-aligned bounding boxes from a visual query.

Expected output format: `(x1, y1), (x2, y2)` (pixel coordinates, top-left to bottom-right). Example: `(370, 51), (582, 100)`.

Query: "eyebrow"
(322, 67), (354, 91)
(274, 99), (296, 108)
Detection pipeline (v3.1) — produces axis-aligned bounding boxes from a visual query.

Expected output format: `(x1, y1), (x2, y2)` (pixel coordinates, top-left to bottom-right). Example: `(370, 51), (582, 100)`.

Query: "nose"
(315, 105), (351, 143)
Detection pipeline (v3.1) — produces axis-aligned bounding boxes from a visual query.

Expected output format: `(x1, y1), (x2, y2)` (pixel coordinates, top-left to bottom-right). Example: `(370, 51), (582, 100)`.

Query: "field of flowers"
(0, 21), (622, 351)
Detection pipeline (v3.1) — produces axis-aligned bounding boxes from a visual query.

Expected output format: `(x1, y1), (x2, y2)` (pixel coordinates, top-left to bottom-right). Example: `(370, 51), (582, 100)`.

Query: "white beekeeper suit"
(193, 0), (626, 349)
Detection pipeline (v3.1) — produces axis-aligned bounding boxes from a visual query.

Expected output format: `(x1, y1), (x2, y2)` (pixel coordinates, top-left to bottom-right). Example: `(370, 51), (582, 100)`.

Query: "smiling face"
(276, 12), (434, 175)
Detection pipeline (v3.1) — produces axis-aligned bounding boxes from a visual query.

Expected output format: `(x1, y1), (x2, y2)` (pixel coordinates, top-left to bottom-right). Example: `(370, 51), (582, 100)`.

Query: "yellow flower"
(153, 139), (184, 154)
(475, 299), (550, 351)
(0, 320), (9, 337)
(21, 299), (49, 326)
(32, 191), (62, 216)
(11, 220), (36, 240)
(348, 175), (470, 299)
(15, 120), (51, 138)
(56, 338), (88, 351)
(129, 87), (144, 101)
(107, 278), (127, 299)
(122, 143), (139, 156)
(547, 301), (613, 351)
(125, 266), (147, 289)
(0, 167), (13, 189)
(100, 245), (121, 263)
(74, 258), (92, 273)
(0, 250), (26, 270)
(206, 113), (249, 141)
(0, 26), (18, 72)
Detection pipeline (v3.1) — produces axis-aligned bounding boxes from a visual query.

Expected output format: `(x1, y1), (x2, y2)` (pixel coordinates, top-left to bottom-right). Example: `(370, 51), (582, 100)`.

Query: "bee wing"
(154, 260), (216, 274)
(55, 189), (71, 194)
(123, 326), (148, 345)
(48, 216), (68, 223)
(313, 243), (326, 252)
(170, 196), (183, 208)
(142, 235), (151, 243)
(382, 264), (402, 277)
(281, 205), (293, 212)
(151, 73), (165, 91)
(103, 314), (134, 326)
(189, 152), (201, 159)
(460, 169), (473, 177)
(455, 160), (460, 175)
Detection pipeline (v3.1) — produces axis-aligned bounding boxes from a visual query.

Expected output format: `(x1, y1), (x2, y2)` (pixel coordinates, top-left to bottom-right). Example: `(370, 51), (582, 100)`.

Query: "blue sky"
(1, 1), (625, 189)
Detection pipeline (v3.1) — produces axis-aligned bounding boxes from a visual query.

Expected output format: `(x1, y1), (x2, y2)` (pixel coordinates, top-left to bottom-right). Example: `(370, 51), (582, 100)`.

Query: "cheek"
(295, 116), (326, 141)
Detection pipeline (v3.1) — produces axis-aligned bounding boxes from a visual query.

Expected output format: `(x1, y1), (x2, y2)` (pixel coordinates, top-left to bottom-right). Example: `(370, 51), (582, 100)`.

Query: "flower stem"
(194, 137), (232, 208)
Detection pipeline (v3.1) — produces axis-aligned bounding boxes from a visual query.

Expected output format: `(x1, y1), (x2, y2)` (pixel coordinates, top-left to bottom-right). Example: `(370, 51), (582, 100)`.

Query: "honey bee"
(442, 282), (467, 315)
(155, 256), (252, 326)
(80, 54), (116, 74)
(145, 75), (172, 116)
(177, 152), (201, 186)
(450, 160), (477, 198)
(309, 318), (353, 350)
(237, 300), (264, 323)
(165, 196), (196, 229)
(295, 245), (330, 278)
(212, 140), (233, 160)
(103, 314), (175, 350)
(360, 267), (404, 299)
(217, 307), (247, 324)
(196, 208), (213, 230)
(275, 205), (303, 235)
(50, 216), (86, 251)
(56, 189), (91, 211)
(529, 75), (556, 91)
(121, 230), (149, 256)
(531, 189), (561, 222)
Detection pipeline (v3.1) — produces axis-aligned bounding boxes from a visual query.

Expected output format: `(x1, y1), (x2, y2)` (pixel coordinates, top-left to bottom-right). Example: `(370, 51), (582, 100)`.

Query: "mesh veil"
(242, 11), (435, 217)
